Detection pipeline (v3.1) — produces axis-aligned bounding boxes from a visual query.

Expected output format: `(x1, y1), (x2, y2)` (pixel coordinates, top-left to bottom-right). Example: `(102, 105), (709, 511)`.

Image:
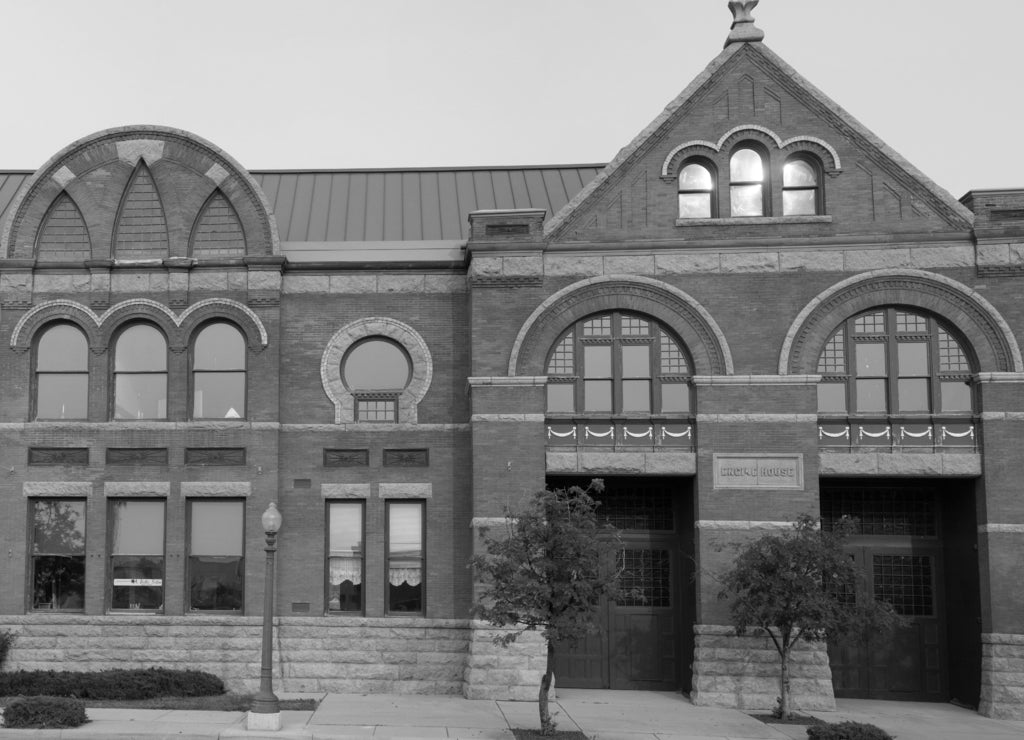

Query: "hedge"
(806, 721), (894, 740)
(0, 667), (224, 700)
(3, 696), (88, 728)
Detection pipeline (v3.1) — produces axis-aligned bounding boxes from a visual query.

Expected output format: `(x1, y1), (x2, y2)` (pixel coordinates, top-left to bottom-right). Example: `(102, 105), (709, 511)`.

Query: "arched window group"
(33, 320), (248, 421)
(678, 144), (823, 219)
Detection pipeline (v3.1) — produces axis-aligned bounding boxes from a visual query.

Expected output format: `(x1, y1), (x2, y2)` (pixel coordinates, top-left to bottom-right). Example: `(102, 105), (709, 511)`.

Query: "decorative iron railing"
(817, 417), (978, 452)
(545, 418), (695, 450)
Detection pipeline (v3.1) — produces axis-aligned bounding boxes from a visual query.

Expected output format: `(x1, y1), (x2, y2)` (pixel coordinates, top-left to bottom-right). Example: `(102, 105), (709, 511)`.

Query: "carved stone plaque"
(713, 453), (803, 490)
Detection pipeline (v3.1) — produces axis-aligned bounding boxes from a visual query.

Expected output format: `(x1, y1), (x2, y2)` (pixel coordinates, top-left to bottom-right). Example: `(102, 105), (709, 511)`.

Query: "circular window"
(342, 338), (411, 391)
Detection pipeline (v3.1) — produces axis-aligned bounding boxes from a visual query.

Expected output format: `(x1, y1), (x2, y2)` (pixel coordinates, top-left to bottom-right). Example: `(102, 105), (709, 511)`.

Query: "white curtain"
(328, 557), (362, 585)
(388, 567), (422, 586)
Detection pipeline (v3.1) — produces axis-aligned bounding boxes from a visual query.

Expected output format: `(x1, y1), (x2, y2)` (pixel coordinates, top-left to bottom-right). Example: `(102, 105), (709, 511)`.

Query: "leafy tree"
(718, 514), (902, 720)
(471, 482), (625, 735)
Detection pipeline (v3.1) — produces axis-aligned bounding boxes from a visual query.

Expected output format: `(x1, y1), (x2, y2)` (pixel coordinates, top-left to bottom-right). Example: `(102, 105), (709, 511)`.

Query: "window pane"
(622, 345), (650, 377)
(189, 556), (243, 610)
(111, 500), (164, 555)
(343, 339), (409, 390)
(897, 378), (929, 412)
(115, 326), (166, 371)
(678, 193), (711, 219)
(855, 343), (886, 377)
(730, 149), (763, 181)
(194, 372), (245, 418)
(856, 378), (887, 413)
(622, 380), (651, 412)
(584, 380), (612, 411)
(39, 325), (88, 371)
(730, 184), (763, 216)
(115, 374), (167, 419)
(194, 323), (245, 370)
(783, 189), (816, 216)
(389, 502), (423, 613)
(111, 555), (163, 610)
(679, 163), (712, 189)
(33, 555), (85, 610)
(784, 159), (817, 186)
(329, 503), (363, 613)
(547, 383), (574, 413)
(660, 383), (689, 413)
(389, 503), (422, 555)
(898, 342), (929, 376)
(817, 383), (847, 413)
(33, 500), (86, 555)
(357, 399), (397, 422)
(583, 345), (611, 377)
(941, 381), (972, 412)
(329, 503), (363, 552)
(37, 375), (88, 419)
(191, 500), (244, 556)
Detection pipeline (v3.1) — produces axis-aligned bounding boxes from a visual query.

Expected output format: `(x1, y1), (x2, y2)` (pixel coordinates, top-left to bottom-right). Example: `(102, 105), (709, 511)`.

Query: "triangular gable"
(545, 41), (973, 240)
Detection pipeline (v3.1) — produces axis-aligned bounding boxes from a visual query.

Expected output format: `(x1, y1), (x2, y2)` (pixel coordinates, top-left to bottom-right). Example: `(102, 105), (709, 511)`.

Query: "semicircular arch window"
(192, 322), (247, 419)
(114, 324), (167, 420)
(35, 323), (89, 420)
(342, 337), (412, 422)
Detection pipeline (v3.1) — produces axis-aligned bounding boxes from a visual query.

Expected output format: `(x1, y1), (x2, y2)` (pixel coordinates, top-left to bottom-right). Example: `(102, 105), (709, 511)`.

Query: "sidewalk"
(1, 689), (1023, 740)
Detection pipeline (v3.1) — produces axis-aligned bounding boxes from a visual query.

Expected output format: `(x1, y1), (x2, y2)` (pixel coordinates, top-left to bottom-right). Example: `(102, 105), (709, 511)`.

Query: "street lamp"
(248, 502), (283, 731)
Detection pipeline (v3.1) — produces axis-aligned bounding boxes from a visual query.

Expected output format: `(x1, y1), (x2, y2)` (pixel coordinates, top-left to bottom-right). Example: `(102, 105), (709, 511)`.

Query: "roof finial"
(725, 0), (765, 47)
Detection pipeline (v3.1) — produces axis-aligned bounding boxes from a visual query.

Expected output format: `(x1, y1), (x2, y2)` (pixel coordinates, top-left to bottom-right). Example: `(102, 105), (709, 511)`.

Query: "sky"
(1, 0), (1020, 198)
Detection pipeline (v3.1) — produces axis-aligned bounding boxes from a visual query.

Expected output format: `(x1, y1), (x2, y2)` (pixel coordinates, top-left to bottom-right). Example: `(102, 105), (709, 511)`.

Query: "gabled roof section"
(544, 41), (974, 240)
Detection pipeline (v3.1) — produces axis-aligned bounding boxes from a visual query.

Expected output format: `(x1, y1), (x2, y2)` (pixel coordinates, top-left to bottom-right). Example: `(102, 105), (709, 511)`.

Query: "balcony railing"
(818, 417), (978, 453)
(545, 417), (695, 451)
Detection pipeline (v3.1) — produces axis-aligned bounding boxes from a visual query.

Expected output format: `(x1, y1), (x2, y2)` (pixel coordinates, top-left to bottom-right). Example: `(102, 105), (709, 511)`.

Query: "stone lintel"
(378, 483), (432, 499)
(546, 450), (695, 475)
(179, 481), (252, 497)
(104, 481), (171, 497)
(693, 374), (821, 386)
(322, 483), (371, 499)
(23, 481), (93, 497)
(819, 452), (981, 477)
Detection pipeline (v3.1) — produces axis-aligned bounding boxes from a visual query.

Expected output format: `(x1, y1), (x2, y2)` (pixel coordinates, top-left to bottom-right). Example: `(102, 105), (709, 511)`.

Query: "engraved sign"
(713, 454), (803, 489)
(113, 579), (162, 587)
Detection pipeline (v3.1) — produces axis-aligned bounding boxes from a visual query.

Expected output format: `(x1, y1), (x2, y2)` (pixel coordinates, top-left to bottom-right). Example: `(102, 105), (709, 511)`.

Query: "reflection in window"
(36, 324), (89, 419)
(678, 161), (715, 219)
(816, 308), (974, 415)
(343, 338), (411, 422)
(114, 325), (167, 420)
(783, 156), (821, 215)
(387, 501), (423, 613)
(193, 323), (246, 419)
(328, 502), (364, 613)
(31, 499), (86, 611)
(188, 499), (244, 611)
(730, 147), (765, 217)
(110, 500), (164, 611)
(546, 312), (691, 415)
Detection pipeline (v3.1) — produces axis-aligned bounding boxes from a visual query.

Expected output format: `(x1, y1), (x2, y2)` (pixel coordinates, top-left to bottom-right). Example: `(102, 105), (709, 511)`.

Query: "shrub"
(2, 696), (87, 728)
(0, 630), (13, 671)
(806, 721), (894, 740)
(0, 667), (224, 700)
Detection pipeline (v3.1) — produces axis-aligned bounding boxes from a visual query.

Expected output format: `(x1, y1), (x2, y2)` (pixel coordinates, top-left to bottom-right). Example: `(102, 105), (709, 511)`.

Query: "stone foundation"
(463, 621), (548, 700)
(690, 624), (836, 711)
(0, 615), (470, 694)
(979, 633), (1024, 719)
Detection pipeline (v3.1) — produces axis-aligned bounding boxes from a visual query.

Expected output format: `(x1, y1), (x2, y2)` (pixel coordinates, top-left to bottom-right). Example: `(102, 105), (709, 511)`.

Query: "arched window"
(816, 308), (974, 415)
(783, 155), (822, 215)
(678, 160), (716, 219)
(192, 322), (246, 419)
(729, 146), (766, 217)
(35, 323), (89, 420)
(342, 337), (412, 422)
(114, 324), (167, 420)
(545, 312), (691, 415)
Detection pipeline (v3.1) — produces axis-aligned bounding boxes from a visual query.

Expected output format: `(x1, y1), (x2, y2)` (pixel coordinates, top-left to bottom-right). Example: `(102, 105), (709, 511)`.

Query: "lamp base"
(247, 709), (282, 731)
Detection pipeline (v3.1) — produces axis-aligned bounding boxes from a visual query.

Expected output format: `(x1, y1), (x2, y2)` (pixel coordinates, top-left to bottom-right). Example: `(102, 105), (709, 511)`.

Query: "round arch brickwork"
(779, 269), (1023, 375)
(508, 275), (733, 377)
(320, 317), (433, 424)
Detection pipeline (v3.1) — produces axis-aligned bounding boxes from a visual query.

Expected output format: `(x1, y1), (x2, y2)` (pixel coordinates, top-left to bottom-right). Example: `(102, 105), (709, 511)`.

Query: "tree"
(471, 482), (625, 735)
(718, 514), (902, 720)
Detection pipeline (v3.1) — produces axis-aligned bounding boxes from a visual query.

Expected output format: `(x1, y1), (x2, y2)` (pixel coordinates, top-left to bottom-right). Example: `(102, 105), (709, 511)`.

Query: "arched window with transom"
(342, 337), (412, 422)
(783, 155), (822, 215)
(35, 323), (89, 420)
(546, 312), (692, 416)
(113, 324), (167, 420)
(192, 322), (246, 419)
(729, 145), (766, 217)
(678, 159), (716, 219)
(816, 308), (975, 416)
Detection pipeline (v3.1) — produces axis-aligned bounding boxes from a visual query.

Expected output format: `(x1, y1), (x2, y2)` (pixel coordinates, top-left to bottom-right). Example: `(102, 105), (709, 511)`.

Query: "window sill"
(675, 215), (833, 226)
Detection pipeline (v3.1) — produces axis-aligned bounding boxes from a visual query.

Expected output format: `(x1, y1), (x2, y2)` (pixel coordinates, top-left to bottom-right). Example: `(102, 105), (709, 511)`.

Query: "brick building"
(1, 3), (1022, 719)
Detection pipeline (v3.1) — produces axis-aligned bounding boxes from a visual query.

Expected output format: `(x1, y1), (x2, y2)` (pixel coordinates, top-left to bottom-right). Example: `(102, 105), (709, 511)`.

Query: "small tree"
(471, 482), (624, 735)
(718, 514), (902, 720)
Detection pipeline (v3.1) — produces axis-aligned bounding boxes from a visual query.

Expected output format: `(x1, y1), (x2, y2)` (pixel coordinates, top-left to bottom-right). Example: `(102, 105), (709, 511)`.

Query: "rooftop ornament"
(725, 0), (765, 47)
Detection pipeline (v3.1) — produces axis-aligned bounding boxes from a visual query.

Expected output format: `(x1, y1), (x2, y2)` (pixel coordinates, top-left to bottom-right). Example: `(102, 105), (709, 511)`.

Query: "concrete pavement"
(0, 689), (1022, 739)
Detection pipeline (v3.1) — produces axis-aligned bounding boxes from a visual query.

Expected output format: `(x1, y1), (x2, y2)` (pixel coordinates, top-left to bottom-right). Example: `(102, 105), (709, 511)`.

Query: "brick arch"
(8, 301), (100, 354)
(780, 269), (1023, 374)
(178, 299), (268, 352)
(509, 275), (733, 376)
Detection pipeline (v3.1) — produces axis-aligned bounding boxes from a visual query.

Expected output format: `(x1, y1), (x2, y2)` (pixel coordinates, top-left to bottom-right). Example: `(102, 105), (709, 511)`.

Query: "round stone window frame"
(321, 318), (432, 424)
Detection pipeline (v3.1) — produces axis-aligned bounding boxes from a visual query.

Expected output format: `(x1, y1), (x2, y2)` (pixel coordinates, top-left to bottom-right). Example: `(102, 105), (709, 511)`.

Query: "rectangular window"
(188, 499), (244, 611)
(31, 499), (86, 611)
(109, 500), (164, 611)
(387, 501), (424, 614)
(356, 398), (397, 422)
(327, 502), (364, 613)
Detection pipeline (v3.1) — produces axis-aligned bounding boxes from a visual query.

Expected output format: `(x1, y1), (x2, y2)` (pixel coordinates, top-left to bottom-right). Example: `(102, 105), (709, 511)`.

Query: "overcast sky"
(2, 1), (1019, 198)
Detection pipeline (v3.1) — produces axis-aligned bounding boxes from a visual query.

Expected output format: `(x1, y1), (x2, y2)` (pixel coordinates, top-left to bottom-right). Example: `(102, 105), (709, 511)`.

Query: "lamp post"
(248, 502), (283, 730)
